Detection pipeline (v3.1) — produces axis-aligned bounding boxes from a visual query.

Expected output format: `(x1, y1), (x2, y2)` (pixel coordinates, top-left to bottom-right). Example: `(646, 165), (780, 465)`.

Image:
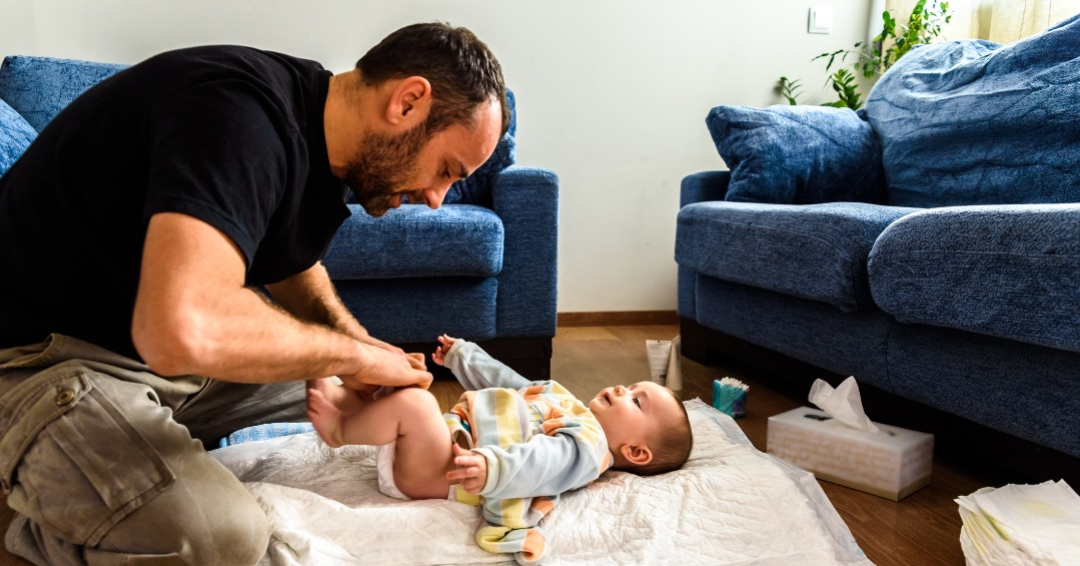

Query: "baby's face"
(589, 381), (683, 450)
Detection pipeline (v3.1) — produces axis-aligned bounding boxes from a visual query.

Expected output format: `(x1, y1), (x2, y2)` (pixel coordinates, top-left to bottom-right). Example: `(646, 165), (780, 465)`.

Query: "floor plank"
(0, 324), (1016, 565)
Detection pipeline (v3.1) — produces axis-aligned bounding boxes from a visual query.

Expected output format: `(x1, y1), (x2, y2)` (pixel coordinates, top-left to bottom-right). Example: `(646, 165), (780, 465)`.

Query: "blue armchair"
(0, 54), (558, 378)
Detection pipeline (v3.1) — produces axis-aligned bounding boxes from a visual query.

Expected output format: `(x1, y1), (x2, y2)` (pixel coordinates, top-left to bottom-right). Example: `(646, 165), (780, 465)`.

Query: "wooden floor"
(0, 324), (1020, 565)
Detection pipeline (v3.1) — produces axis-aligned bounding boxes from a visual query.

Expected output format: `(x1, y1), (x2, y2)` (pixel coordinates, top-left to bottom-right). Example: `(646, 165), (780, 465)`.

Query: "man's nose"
(421, 185), (450, 210)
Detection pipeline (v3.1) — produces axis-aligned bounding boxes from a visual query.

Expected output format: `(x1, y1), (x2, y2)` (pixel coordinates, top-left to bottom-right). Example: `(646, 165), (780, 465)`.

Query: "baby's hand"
(445, 444), (487, 494)
(431, 334), (459, 367)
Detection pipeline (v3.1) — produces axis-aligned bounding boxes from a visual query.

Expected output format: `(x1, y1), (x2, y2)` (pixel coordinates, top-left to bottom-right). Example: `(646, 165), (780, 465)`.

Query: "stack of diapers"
(212, 399), (872, 566)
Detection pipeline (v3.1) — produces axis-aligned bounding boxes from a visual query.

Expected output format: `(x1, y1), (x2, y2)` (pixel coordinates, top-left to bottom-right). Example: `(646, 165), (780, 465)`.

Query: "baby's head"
(588, 381), (693, 475)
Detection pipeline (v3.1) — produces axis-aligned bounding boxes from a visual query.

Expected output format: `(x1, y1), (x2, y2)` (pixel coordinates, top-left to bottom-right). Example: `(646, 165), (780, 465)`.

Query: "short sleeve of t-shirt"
(144, 80), (291, 267)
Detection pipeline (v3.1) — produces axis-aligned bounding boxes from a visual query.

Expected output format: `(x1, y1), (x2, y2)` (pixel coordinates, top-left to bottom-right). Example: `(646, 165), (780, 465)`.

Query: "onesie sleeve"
(443, 339), (535, 391)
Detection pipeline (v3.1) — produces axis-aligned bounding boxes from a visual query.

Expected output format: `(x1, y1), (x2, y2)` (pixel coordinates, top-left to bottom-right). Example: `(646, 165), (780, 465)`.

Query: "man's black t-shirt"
(0, 46), (351, 360)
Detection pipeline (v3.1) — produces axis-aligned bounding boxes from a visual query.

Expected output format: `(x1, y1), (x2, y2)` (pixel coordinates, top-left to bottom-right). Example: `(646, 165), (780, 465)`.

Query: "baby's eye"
(633, 397), (641, 407)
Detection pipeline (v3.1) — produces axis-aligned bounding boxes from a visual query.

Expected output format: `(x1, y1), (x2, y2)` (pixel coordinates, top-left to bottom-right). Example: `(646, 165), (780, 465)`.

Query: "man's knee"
(101, 478), (269, 565)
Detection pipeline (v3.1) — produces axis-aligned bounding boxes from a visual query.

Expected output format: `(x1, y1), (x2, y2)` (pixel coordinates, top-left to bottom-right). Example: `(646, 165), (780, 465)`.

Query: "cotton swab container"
(713, 377), (749, 418)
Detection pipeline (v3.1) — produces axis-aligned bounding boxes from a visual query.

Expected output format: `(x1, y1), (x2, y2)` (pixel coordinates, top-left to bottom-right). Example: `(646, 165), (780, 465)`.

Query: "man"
(0, 22), (508, 565)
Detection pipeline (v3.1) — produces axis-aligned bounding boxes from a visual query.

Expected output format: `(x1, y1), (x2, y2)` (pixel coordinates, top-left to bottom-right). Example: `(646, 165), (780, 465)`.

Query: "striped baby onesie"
(442, 340), (613, 566)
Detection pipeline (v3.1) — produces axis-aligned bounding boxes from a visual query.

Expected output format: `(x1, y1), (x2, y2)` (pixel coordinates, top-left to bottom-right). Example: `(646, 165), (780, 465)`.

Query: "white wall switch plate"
(809, 6), (833, 34)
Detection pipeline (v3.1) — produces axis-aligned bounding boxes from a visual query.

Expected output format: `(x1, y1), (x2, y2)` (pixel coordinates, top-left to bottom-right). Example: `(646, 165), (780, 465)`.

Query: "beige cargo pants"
(0, 334), (308, 565)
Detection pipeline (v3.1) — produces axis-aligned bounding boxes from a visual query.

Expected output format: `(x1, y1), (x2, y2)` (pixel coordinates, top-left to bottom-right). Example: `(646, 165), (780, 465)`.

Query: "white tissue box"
(767, 407), (934, 501)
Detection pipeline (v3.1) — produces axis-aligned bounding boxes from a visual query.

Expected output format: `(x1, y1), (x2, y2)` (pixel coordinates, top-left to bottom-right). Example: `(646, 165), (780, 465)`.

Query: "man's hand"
(446, 444), (487, 494)
(432, 334), (459, 367)
(359, 334), (427, 372)
(338, 344), (433, 391)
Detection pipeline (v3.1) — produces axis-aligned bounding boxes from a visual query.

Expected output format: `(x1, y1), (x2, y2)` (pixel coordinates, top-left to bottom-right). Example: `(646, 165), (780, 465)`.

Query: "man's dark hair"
(357, 22), (509, 137)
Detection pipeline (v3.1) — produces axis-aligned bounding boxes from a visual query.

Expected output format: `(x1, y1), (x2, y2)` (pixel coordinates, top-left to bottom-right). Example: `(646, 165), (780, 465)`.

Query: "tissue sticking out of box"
(713, 377), (748, 418)
(769, 377), (932, 500)
(809, 376), (880, 434)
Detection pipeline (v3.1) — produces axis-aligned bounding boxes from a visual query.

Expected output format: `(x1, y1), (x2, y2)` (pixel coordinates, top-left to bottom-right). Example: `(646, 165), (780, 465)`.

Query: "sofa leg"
(679, 317), (713, 364)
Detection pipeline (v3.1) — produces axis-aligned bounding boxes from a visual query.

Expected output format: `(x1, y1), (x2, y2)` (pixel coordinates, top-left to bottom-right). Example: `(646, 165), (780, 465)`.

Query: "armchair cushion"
(323, 204), (503, 280)
(676, 201), (916, 312)
(443, 135), (516, 207)
(868, 204), (1080, 353)
(0, 98), (36, 176)
(705, 105), (885, 205)
(335, 277), (498, 343)
(865, 15), (1080, 207)
(0, 56), (127, 132)
(444, 89), (517, 207)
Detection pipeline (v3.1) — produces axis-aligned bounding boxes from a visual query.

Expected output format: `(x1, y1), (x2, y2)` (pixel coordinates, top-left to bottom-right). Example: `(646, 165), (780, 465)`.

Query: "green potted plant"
(780, 0), (952, 108)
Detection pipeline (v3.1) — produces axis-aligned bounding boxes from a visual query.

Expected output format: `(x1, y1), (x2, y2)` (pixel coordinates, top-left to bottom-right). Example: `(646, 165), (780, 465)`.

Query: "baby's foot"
(311, 377), (372, 414)
(307, 388), (345, 448)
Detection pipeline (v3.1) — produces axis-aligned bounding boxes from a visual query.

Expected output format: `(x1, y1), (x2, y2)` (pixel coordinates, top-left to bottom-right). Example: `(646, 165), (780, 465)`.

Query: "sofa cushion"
(0, 98), (36, 176)
(865, 15), (1080, 207)
(323, 204), (503, 280)
(676, 201), (916, 312)
(0, 56), (128, 132)
(868, 204), (1080, 353)
(704, 105), (885, 205)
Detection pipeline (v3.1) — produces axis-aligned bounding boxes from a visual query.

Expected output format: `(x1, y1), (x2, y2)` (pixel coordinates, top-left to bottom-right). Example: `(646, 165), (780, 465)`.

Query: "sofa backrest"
(864, 13), (1080, 208)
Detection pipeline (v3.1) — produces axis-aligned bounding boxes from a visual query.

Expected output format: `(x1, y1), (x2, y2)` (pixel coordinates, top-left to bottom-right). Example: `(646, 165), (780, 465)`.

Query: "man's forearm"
(132, 214), (421, 386)
(265, 262), (368, 341)
(138, 283), (372, 383)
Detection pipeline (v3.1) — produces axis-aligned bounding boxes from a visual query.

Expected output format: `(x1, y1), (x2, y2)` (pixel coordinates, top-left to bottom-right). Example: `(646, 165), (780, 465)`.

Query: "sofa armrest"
(681, 171), (731, 208)
(677, 171), (730, 320)
(869, 204), (1080, 353)
(491, 165), (559, 337)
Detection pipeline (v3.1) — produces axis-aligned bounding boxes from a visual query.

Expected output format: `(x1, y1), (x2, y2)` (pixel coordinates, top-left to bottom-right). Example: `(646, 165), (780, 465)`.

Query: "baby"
(307, 335), (693, 565)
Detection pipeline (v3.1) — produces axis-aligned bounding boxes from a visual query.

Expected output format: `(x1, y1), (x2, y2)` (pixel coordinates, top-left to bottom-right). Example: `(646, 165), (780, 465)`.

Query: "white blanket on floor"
(211, 399), (873, 566)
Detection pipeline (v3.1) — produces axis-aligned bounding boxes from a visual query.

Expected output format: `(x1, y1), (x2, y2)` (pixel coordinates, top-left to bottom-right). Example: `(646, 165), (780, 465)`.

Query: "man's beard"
(343, 124), (429, 217)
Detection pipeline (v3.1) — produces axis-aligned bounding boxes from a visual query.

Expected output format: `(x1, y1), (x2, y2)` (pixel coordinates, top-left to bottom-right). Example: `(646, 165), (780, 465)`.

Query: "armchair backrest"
(0, 56), (128, 133)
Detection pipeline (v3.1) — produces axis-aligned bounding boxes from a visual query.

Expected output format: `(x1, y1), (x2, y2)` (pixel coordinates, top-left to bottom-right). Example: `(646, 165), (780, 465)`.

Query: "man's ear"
(619, 443), (653, 466)
(385, 76), (431, 127)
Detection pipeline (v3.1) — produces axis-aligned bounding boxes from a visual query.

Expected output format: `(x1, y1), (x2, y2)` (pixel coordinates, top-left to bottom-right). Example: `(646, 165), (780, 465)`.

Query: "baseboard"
(557, 310), (678, 327)
(680, 317), (1080, 488)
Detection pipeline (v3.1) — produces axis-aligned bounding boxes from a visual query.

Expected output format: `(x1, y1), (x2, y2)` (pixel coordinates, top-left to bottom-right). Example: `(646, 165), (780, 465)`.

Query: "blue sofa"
(676, 18), (1080, 478)
(0, 54), (559, 378)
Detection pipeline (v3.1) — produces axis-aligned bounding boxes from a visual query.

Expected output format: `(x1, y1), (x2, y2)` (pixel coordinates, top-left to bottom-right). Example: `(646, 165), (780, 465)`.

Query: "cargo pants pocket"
(0, 368), (176, 547)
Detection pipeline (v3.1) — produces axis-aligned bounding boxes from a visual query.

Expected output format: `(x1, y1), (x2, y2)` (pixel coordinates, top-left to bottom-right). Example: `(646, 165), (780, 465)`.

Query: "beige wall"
(0, 0), (873, 313)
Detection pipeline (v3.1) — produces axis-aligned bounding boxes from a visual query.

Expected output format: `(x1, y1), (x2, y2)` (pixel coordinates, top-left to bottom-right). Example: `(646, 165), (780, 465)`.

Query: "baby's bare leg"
(307, 386), (453, 499)
(309, 378), (372, 415)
